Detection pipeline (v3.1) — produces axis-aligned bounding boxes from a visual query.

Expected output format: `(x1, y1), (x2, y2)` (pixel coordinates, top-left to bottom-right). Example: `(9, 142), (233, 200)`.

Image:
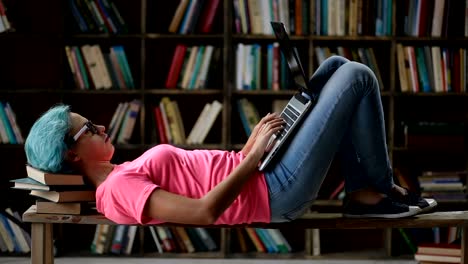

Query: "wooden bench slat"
(22, 205), (468, 229)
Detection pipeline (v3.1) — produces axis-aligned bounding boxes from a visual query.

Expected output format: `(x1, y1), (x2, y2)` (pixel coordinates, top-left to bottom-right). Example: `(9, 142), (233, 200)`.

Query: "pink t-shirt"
(96, 144), (271, 225)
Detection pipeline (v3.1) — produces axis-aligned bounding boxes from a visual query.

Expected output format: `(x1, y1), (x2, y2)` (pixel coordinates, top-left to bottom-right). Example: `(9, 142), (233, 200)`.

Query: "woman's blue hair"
(25, 104), (71, 173)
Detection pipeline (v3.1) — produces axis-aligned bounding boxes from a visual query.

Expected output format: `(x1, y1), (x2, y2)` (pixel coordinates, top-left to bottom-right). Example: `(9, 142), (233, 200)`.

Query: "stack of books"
(419, 171), (467, 202)
(414, 243), (461, 263)
(11, 165), (96, 215)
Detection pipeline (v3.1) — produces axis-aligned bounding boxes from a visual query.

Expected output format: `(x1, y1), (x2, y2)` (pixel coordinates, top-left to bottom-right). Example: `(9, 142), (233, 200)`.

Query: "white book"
(155, 226), (168, 252)
(81, 45), (103, 89)
(259, 0), (272, 34)
(159, 100), (172, 144)
(195, 45), (214, 89)
(110, 102), (129, 142)
(328, 0), (336, 36)
(0, 214), (14, 252)
(123, 225), (138, 255)
(195, 228), (217, 251)
(0, 14), (5, 33)
(414, 0), (422, 36)
(315, 47), (326, 65)
(108, 103), (123, 134)
(171, 100), (186, 144)
(117, 99), (141, 144)
(4, 208), (30, 253)
(431, 0), (445, 37)
(187, 103), (212, 144)
(396, 44), (409, 92)
(195, 100), (222, 144)
(0, 231), (8, 252)
(465, 0), (468, 37)
(278, 0), (289, 33)
(91, 45), (112, 89)
(238, 0), (249, 33)
(337, 0), (346, 36)
(243, 45), (253, 89)
(149, 226), (163, 253)
(181, 46), (199, 89)
(431, 46), (443, 93)
(236, 43), (246, 90)
(247, 0), (262, 34)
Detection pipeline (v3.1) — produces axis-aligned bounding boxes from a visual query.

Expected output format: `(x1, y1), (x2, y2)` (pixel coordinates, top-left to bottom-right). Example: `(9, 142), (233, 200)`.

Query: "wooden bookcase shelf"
(1, 0), (468, 259)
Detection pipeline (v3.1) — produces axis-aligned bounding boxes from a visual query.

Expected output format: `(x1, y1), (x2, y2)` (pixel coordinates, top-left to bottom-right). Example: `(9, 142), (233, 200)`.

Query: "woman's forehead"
(69, 113), (87, 131)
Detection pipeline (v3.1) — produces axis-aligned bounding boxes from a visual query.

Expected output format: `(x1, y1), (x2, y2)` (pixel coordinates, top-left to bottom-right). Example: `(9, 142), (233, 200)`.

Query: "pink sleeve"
(101, 173), (159, 225)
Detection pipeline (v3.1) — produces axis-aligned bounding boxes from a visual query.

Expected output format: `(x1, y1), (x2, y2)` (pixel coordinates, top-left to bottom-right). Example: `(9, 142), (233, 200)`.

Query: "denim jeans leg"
(264, 61), (393, 222)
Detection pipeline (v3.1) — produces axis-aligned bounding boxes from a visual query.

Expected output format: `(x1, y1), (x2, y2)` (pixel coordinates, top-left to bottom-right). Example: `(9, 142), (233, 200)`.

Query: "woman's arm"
(144, 113), (284, 225)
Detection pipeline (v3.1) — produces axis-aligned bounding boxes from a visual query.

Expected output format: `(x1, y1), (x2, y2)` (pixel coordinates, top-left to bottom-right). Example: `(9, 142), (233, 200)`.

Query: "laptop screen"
(270, 21), (309, 92)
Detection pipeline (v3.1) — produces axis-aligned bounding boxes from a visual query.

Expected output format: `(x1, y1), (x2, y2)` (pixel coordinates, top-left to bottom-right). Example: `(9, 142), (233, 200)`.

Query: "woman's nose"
(98, 125), (106, 134)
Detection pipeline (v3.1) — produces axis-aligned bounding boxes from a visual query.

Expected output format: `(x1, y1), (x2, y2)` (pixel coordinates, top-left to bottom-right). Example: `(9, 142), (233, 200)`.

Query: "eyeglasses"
(72, 120), (99, 141)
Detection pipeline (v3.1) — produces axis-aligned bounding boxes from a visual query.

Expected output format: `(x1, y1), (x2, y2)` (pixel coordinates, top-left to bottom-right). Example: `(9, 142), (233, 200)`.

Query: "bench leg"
(463, 226), (468, 264)
(31, 223), (54, 264)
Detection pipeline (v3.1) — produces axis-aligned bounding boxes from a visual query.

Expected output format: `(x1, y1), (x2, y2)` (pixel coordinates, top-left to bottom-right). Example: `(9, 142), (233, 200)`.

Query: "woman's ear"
(65, 149), (80, 162)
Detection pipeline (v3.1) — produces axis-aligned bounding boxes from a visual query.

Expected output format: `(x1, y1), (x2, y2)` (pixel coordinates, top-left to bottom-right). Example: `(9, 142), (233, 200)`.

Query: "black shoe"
(389, 188), (438, 214)
(343, 197), (421, 219)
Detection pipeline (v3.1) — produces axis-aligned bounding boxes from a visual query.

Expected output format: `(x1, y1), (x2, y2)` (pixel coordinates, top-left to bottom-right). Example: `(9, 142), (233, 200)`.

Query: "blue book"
(237, 99), (251, 136)
(267, 44), (273, 90)
(0, 213), (19, 253)
(68, 0), (88, 32)
(0, 102), (16, 144)
(321, 0), (328, 35)
(112, 46), (135, 88)
(255, 228), (278, 253)
(415, 47), (431, 92)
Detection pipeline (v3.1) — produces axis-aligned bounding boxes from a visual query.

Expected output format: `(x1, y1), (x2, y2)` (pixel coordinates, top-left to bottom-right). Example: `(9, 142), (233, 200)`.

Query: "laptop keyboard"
(277, 104), (300, 140)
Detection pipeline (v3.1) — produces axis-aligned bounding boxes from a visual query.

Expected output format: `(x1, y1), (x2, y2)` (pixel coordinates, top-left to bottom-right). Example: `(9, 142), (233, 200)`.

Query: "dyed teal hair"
(25, 104), (71, 173)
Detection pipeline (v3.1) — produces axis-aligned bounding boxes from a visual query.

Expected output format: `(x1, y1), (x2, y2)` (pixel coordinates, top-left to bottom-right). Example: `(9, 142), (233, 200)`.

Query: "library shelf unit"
(1, 0), (468, 259)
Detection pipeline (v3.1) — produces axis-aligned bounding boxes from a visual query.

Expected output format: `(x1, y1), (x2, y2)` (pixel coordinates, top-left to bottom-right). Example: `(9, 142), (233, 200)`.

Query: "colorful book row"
(67, 0), (128, 34)
(0, 208), (31, 254)
(65, 44), (135, 90)
(234, 228), (292, 253)
(91, 224), (138, 255)
(165, 44), (221, 89)
(148, 226), (217, 253)
(168, 0), (221, 34)
(402, 0), (468, 37)
(315, 46), (384, 90)
(152, 97), (223, 145)
(397, 45), (468, 93)
(235, 43), (293, 91)
(108, 100), (142, 144)
(233, 0), (391, 36)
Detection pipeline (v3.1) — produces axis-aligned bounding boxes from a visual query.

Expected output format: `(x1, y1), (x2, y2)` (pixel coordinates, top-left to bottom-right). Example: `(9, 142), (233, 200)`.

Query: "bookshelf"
(1, 0), (468, 259)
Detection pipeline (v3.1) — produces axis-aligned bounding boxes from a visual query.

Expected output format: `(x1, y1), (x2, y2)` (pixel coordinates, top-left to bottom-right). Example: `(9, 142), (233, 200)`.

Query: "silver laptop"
(259, 22), (317, 171)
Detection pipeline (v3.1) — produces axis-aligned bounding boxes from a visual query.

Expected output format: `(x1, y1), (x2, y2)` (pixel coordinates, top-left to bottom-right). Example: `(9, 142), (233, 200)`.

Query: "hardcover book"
(26, 165), (85, 186)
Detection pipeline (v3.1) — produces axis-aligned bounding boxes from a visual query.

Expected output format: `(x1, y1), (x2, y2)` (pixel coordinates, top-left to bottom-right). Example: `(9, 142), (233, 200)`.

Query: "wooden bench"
(22, 205), (468, 264)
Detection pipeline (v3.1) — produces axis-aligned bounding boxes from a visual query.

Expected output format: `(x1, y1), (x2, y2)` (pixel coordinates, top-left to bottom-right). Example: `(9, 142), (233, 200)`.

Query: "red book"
(165, 44), (187, 88)
(154, 106), (168, 144)
(197, 0), (221, 33)
(272, 43), (280, 91)
(417, 0), (428, 37)
(328, 180), (345, 199)
(417, 243), (461, 256)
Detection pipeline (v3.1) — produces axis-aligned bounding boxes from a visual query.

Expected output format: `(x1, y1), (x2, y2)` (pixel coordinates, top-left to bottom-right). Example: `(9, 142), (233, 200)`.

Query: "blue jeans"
(264, 55), (394, 222)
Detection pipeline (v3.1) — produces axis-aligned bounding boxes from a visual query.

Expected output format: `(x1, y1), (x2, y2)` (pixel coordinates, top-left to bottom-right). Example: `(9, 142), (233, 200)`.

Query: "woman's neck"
(81, 162), (115, 188)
